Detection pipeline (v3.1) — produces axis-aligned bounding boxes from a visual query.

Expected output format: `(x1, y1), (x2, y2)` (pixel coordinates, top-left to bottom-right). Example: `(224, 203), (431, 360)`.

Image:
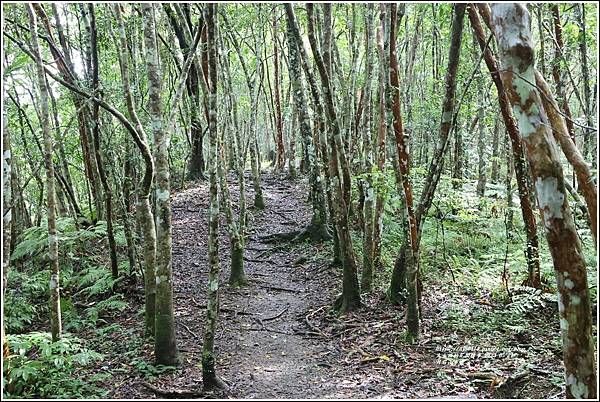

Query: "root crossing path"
(134, 173), (387, 399)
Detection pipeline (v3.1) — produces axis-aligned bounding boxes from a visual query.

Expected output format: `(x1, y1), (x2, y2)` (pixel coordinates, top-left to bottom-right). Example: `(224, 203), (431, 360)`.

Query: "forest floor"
(102, 173), (567, 399)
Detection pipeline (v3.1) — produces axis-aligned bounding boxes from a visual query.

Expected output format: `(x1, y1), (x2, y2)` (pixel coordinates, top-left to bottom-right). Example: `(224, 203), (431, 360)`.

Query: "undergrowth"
(3, 218), (134, 399)
(351, 169), (597, 339)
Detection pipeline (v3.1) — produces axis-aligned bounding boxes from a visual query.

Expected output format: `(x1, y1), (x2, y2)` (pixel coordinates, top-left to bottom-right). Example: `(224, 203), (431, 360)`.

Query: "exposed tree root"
(333, 293), (362, 315)
(202, 375), (230, 392)
(257, 222), (332, 245)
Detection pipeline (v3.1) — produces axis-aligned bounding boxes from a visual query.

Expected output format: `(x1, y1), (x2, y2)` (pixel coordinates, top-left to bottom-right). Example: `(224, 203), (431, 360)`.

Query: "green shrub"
(3, 332), (105, 399)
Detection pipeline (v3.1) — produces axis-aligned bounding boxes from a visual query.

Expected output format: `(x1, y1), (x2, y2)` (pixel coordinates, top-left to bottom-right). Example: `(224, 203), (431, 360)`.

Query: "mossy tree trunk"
(306, 3), (361, 313)
(490, 4), (596, 398)
(28, 4), (62, 342)
(142, 3), (184, 366)
(389, 3), (420, 340)
(3, 71), (12, 356)
(86, 4), (119, 279)
(284, 5), (329, 243)
(113, 4), (157, 337)
(202, 4), (226, 390)
(284, 3), (338, 261)
(360, 4), (375, 292)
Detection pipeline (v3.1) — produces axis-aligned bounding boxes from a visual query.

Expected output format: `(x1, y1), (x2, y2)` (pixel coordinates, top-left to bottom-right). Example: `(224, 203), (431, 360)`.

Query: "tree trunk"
(142, 3), (179, 366)
(38, 4), (103, 222)
(414, 4), (466, 234)
(87, 4), (118, 279)
(490, 4), (597, 398)
(273, 13), (286, 171)
(372, 4), (388, 277)
(388, 3), (420, 339)
(574, 4), (594, 162)
(113, 4), (157, 337)
(306, 3), (361, 313)
(535, 72), (597, 244)
(202, 4), (226, 390)
(360, 4), (375, 292)
(285, 3), (337, 261)
(550, 6), (576, 156)
(490, 118), (500, 184)
(3, 72), (12, 358)
(28, 4), (62, 342)
(476, 105), (487, 197)
(284, 5), (329, 242)
(164, 4), (206, 181)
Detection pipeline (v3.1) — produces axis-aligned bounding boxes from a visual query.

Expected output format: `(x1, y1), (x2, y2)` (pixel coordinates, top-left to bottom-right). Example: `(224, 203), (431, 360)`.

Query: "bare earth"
(106, 173), (564, 399)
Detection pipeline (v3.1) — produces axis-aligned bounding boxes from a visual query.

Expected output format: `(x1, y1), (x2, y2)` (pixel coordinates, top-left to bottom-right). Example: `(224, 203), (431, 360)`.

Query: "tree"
(272, 11), (286, 171)
(389, 3), (420, 339)
(284, 4), (329, 242)
(306, 3), (361, 313)
(27, 4), (62, 342)
(202, 3), (227, 390)
(3, 68), (12, 358)
(112, 4), (158, 336)
(164, 4), (207, 181)
(490, 4), (596, 398)
(360, 3), (376, 292)
(86, 4), (119, 279)
(389, 4), (466, 310)
(283, 2), (338, 261)
(32, 4), (103, 222)
(142, 3), (179, 366)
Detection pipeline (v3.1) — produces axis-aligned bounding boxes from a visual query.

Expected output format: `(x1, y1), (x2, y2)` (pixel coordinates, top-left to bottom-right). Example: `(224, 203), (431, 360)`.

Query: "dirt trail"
(109, 173), (562, 399)
(139, 173), (378, 398)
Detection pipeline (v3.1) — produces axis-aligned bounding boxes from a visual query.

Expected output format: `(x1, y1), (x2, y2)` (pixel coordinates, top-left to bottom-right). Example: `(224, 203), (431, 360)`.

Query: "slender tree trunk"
(202, 4), (226, 390)
(360, 4), (375, 292)
(285, 3), (337, 262)
(218, 138), (246, 287)
(273, 13), (286, 171)
(536, 5), (546, 77)
(219, 47), (248, 288)
(37, 4), (102, 222)
(414, 4), (466, 234)
(476, 105), (487, 197)
(490, 118), (500, 184)
(288, 106), (298, 179)
(28, 4), (62, 342)
(3, 71), (12, 358)
(505, 134), (515, 232)
(535, 72), (597, 244)
(307, 3), (361, 313)
(48, 87), (79, 221)
(284, 6), (329, 242)
(371, 4), (388, 276)
(574, 4), (594, 162)
(222, 12), (265, 210)
(389, 3), (420, 340)
(142, 4), (179, 366)
(163, 4), (206, 181)
(490, 5), (596, 397)
(122, 142), (138, 277)
(87, 4), (118, 279)
(550, 6), (576, 154)
(113, 4), (157, 336)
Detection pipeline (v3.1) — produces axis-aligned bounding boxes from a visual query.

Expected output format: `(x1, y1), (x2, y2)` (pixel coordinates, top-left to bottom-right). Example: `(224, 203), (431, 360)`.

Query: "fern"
(4, 332), (104, 398)
(74, 266), (122, 298)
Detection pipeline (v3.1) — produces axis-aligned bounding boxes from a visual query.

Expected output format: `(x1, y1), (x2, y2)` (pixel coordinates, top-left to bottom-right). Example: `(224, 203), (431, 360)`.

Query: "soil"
(105, 173), (565, 399)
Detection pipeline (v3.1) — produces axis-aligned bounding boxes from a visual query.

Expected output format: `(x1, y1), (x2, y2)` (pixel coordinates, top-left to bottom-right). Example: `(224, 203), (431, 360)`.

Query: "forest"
(0, 2), (598, 400)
